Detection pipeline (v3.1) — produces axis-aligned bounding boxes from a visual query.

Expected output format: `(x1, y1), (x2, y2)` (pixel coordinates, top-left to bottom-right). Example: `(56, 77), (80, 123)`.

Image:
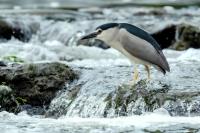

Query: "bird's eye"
(97, 29), (102, 33)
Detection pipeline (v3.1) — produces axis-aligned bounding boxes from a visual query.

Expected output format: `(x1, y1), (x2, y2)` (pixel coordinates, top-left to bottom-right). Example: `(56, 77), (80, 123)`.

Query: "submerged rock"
(104, 80), (169, 116)
(46, 58), (200, 118)
(104, 80), (200, 117)
(0, 62), (77, 114)
(45, 84), (81, 117)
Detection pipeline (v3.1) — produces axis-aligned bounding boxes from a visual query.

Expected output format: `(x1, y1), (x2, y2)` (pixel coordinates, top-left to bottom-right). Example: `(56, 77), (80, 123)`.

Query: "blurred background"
(0, 0), (200, 9)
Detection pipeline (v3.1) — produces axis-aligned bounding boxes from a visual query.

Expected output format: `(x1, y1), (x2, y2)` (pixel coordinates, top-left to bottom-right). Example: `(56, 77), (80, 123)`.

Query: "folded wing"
(119, 29), (170, 74)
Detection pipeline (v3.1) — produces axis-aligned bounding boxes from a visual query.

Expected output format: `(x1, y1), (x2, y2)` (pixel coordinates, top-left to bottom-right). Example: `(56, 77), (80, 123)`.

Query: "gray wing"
(119, 29), (170, 74)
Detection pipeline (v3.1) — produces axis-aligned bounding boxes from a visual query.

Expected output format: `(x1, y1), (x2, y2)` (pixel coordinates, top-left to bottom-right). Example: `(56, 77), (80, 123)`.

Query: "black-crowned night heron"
(80, 23), (170, 83)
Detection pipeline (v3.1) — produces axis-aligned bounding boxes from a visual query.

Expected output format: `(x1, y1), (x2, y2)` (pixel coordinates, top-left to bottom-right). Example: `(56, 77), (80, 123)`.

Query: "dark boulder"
(152, 24), (177, 49)
(152, 24), (200, 50)
(0, 62), (77, 114)
(0, 85), (18, 113)
(104, 80), (200, 117)
(170, 24), (200, 50)
(0, 19), (35, 42)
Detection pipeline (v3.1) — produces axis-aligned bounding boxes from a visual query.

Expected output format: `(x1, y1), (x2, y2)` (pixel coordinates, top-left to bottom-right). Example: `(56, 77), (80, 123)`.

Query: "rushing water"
(1, 6), (200, 133)
(1, 111), (200, 133)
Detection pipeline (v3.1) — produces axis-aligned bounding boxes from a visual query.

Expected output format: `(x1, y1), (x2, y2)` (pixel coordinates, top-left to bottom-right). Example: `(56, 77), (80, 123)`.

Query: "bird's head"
(80, 23), (119, 44)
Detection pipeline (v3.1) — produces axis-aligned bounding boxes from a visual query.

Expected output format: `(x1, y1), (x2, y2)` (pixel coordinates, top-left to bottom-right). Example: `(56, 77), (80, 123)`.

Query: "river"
(0, 1), (200, 133)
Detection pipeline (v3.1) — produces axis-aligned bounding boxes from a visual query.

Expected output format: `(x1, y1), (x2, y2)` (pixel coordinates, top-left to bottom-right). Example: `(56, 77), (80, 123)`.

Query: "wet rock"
(21, 105), (46, 116)
(0, 62), (77, 114)
(104, 81), (169, 116)
(2, 55), (25, 63)
(45, 84), (81, 118)
(104, 80), (200, 117)
(152, 24), (177, 49)
(170, 24), (200, 50)
(0, 85), (19, 113)
(45, 59), (200, 117)
(0, 85), (12, 98)
(152, 24), (200, 50)
(0, 61), (7, 66)
(0, 19), (34, 42)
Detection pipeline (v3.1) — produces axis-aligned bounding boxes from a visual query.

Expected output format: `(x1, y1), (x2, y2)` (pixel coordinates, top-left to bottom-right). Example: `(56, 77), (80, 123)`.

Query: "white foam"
(0, 40), (126, 63)
(0, 111), (199, 133)
(177, 48), (200, 62)
(1, 38), (200, 66)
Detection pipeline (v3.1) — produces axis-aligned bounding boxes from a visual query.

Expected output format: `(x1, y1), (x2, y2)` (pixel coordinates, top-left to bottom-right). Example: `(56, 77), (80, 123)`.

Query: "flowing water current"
(1, 111), (200, 133)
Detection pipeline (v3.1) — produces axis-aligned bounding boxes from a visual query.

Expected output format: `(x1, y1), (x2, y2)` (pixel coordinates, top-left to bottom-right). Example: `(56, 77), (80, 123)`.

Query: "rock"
(2, 55), (25, 63)
(104, 80), (200, 117)
(45, 84), (81, 118)
(0, 85), (18, 113)
(103, 81), (169, 116)
(152, 24), (177, 49)
(0, 62), (77, 114)
(170, 24), (200, 50)
(0, 85), (12, 98)
(0, 61), (7, 66)
(0, 19), (34, 42)
(45, 59), (200, 117)
(152, 24), (200, 50)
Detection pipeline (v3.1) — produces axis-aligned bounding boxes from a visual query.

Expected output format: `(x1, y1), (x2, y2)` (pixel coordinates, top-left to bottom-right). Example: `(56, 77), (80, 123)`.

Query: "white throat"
(96, 27), (119, 46)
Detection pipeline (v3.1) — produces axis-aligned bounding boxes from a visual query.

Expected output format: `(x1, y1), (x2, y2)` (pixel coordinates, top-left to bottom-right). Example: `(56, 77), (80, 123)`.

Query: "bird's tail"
(153, 65), (166, 75)
(156, 51), (170, 75)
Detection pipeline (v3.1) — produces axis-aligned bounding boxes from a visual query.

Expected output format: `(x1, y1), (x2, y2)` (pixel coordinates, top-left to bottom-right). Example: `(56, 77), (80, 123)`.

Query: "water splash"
(0, 111), (200, 133)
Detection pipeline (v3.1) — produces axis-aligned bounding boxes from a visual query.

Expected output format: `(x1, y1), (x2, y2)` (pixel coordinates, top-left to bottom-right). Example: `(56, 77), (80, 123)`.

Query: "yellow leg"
(129, 64), (139, 85)
(145, 65), (151, 81)
(133, 64), (139, 83)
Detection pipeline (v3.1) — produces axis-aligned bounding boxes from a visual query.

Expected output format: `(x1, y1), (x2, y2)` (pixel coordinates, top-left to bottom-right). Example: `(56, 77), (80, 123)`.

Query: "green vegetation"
(2, 55), (25, 63)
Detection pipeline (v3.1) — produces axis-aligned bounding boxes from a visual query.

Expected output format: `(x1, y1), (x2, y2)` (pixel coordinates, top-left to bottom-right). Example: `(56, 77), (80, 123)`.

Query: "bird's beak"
(80, 31), (98, 40)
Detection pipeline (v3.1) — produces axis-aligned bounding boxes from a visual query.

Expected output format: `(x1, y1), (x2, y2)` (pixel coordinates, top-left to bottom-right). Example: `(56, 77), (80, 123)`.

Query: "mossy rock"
(104, 80), (199, 116)
(152, 23), (200, 50)
(0, 85), (20, 113)
(170, 24), (200, 50)
(2, 55), (25, 63)
(0, 62), (77, 114)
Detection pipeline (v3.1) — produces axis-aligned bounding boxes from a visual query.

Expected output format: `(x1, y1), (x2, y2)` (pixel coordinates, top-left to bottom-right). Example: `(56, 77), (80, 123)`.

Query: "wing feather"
(119, 29), (170, 74)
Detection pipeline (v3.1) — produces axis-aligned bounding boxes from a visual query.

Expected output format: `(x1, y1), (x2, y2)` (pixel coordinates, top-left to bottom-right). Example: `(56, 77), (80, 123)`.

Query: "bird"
(79, 23), (170, 83)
